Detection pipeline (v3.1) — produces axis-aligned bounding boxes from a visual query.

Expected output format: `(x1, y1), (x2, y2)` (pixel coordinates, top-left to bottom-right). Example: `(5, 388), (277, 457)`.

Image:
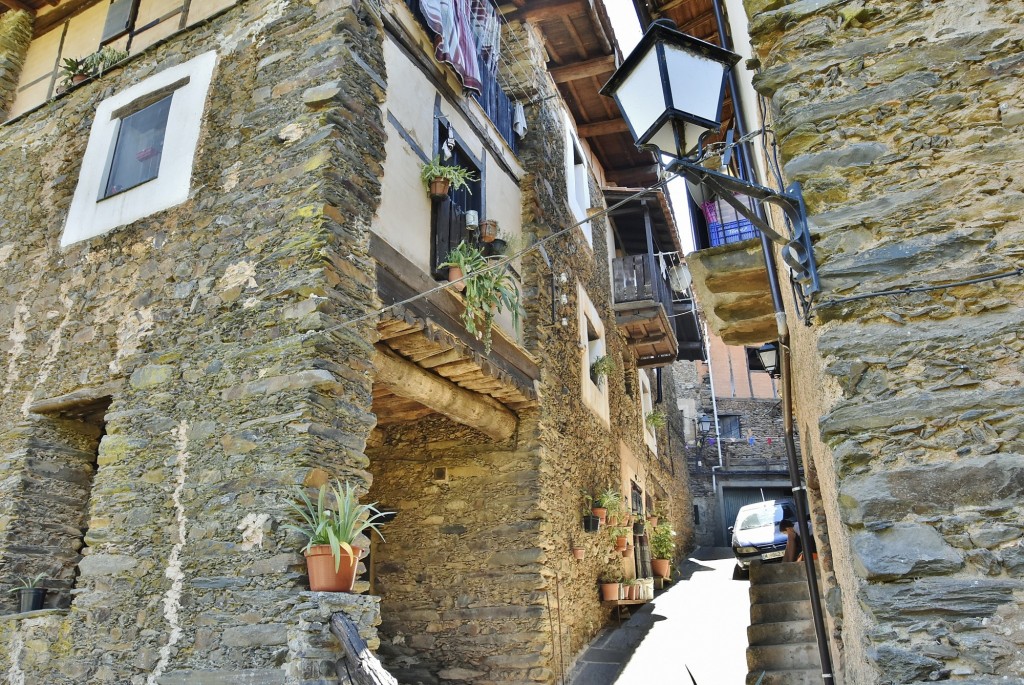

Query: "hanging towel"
(513, 102), (528, 138)
(420, 0), (482, 93)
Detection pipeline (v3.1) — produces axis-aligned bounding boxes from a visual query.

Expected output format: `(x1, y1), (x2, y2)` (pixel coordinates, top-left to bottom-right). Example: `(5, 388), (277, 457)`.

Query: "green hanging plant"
(442, 241), (522, 354)
(645, 409), (668, 429)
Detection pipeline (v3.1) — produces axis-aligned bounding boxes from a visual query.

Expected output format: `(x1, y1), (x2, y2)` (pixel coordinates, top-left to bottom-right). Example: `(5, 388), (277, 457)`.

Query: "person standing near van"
(779, 519), (801, 562)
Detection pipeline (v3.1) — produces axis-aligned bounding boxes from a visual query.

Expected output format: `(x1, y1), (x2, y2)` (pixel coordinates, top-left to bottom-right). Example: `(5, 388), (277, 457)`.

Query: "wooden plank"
(28, 380), (123, 415)
(577, 118), (629, 138)
(329, 613), (399, 685)
(0, 0), (34, 13)
(370, 234), (540, 385)
(33, 0), (93, 36)
(522, 0), (585, 22)
(549, 55), (615, 83)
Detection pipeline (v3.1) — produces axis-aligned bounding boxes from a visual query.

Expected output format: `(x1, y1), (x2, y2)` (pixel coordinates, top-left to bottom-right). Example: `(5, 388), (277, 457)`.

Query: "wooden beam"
(549, 55), (615, 83)
(560, 15), (588, 59)
(34, 0), (93, 37)
(330, 613), (399, 685)
(577, 118), (629, 137)
(0, 0), (33, 12)
(374, 345), (518, 441)
(522, 0), (585, 22)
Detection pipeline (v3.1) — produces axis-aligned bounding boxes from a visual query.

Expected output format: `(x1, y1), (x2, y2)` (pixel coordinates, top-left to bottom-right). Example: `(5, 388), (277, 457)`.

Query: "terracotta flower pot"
(614, 535), (628, 552)
(648, 516), (659, 527)
(429, 176), (451, 198)
(305, 544), (362, 592)
(599, 582), (620, 601)
(447, 265), (466, 291)
(651, 558), (671, 578)
(479, 219), (498, 242)
(571, 546), (585, 561)
(591, 507), (607, 525)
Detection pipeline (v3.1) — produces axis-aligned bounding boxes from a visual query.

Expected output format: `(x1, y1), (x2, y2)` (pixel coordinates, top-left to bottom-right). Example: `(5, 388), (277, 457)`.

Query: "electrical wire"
(811, 267), (1024, 312)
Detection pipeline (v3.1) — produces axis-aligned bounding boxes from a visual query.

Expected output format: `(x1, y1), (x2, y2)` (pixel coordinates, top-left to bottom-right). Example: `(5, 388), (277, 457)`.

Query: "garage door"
(721, 486), (791, 542)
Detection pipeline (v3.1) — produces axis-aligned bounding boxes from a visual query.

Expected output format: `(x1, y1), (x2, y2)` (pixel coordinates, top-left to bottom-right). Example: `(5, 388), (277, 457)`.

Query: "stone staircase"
(745, 561), (822, 685)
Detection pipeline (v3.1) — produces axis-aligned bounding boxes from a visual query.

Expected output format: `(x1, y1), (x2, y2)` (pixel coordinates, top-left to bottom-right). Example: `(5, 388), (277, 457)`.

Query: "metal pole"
(779, 335), (834, 683)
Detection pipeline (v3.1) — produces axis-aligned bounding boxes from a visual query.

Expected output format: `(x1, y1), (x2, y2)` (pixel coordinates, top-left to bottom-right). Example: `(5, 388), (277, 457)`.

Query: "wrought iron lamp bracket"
(665, 157), (821, 301)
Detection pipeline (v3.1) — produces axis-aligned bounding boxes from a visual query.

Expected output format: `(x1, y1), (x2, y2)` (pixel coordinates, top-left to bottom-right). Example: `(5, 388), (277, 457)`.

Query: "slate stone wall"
(0, 0), (386, 681)
(744, 1), (1024, 682)
(0, 9), (31, 120)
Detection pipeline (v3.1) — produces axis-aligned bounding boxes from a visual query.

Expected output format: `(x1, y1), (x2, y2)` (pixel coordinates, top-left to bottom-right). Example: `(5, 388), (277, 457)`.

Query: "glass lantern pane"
(616, 48), (668, 143)
(664, 44), (726, 125)
(103, 95), (172, 199)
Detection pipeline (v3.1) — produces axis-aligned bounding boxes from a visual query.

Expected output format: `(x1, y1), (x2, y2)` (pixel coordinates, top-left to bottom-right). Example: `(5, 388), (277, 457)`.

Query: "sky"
(600, 0), (698, 255)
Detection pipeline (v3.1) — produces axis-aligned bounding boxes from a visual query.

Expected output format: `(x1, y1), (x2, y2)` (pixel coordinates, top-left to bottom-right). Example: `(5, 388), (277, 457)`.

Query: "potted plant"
(487, 235), (508, 256)
(645, 409), (668, 429)
(610, 526), (629, 552)
(421, 157), (477, 198)
(9, 573), (47, 612)
(590, 354), (615, 386)
(58, 57), (90, 90)
(593, 486), (620, 525)
(286, 479), (387, 592)
(632, 518), (646, 536)
(442, 241), (522, 354)
(479, 218), (499, 242)
(623, 578), (639, 600)
(647, 504), (664, 528)
(650, 521), (676, 579)
(83, 46), (128, 77)
(622, 542), (633, 558)
(571, 544), (585, 560)
(442, 240), (484, 292)
(598, 570), (621, 601)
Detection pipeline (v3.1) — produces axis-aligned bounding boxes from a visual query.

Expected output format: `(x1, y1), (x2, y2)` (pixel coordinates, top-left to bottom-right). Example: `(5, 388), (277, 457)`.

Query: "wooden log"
(329, 613), (399, 685)
(374, 345), (517, 441)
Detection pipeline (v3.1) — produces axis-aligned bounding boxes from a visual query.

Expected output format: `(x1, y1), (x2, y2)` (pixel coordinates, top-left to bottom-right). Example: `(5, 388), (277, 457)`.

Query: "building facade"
(0, 0), (694, 683)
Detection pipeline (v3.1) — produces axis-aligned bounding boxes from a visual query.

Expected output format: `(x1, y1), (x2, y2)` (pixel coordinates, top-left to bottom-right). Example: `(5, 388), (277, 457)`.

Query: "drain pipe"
(710, 1), (835, 681)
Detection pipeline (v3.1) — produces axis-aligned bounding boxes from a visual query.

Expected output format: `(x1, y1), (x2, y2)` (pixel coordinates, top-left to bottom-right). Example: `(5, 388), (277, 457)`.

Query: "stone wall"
(0, 0), (386, 681)
(745, 1), (1024, 682)
(0, 9), (31, 120)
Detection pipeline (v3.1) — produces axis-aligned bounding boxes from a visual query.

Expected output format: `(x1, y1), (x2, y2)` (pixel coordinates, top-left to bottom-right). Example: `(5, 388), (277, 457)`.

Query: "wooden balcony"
(612, 254), (678, 368)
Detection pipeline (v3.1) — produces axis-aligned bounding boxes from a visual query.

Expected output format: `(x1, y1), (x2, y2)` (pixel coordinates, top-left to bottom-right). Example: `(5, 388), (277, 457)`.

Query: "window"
(61, 51), (217, 247)
(578, 284), (609, 425)
(101, 95), (171, 198)
(431, 124), (482, 277)
(564, 112), (591, 246)
(640, 370), (656, 452)
(718, 414), (742, 439)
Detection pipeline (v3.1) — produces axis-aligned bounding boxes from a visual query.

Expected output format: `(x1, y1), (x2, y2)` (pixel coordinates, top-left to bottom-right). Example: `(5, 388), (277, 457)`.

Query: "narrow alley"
(570, 548), (751, 685)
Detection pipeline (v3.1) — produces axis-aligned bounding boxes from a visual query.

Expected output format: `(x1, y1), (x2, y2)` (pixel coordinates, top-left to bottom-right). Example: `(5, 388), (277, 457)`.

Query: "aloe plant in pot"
(286, 480), (386, 592)
(8, 573), (47, 612)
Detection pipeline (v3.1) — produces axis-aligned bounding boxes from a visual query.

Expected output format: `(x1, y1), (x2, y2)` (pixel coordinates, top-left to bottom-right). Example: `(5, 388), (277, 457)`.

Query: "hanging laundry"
(513, 102), (528, 138)
(420, 0), (483, 93)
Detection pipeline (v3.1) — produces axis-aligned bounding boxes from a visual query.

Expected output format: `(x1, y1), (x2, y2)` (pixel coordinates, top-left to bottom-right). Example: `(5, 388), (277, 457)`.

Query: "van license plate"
(762, 551), (784, 560)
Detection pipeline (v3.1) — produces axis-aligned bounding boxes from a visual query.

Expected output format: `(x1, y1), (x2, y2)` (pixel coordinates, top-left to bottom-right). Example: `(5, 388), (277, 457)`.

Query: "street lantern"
(599, 20), (740, 158)
(756, 342), (781, 378)
(600, 21), (822, 302)
(696, 414), (713, 435)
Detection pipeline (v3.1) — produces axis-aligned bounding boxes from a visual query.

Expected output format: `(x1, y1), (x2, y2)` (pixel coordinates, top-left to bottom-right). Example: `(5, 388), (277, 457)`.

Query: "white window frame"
(564, 111), (592, 247)
(578, 283), (609, 425)
(640, 370), (657, 453)
(61, 50), (218, 247)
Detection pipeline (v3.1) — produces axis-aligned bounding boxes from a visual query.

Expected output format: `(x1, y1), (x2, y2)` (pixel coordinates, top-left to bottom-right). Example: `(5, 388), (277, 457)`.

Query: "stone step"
(749, 560), (819, 585)
(751, 599), (812, 624)
(750, 580), (809, 605)
(746, 641), (819, 672)
(748, 618), (815, 646)
(746, 668), (823, 685)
